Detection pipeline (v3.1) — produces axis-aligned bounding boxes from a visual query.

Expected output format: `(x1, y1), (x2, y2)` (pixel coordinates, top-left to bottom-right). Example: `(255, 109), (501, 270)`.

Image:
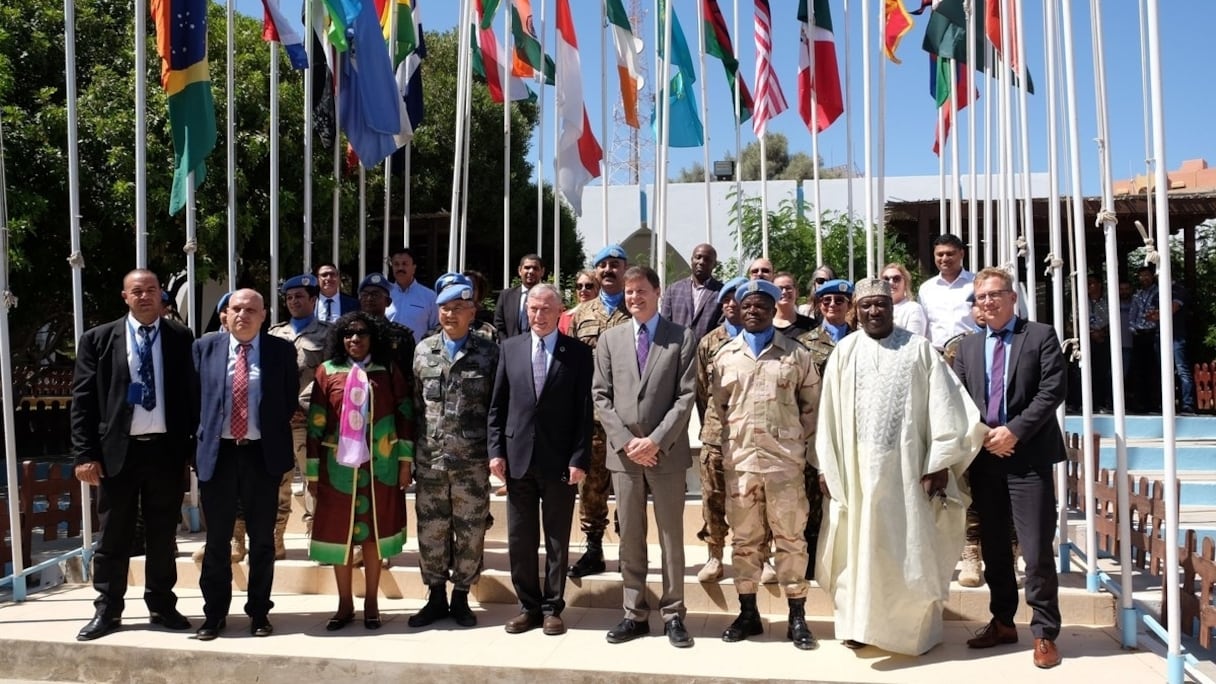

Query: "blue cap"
(359, 273), (391, 295)
(718, 276), (749, 303)
(436, 283), (474, 305)
(735, 279), (782, 303)
(215, 292), (232, 314)
(592, 244), (628, 266)
(434, 272), (472, 292)
(815, 279), (854, 299)
(280, 274), (319, 296)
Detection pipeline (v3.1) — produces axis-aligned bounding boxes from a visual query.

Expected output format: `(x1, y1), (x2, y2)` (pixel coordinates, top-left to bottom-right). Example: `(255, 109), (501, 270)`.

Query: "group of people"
(69, 236), (1069, 668)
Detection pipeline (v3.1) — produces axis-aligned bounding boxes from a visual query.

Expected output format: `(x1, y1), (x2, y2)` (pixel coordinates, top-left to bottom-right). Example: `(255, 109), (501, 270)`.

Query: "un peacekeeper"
(693, 276), (747, 583)
(421, 272), (499, 344)
(408, 279), (501, 629)
(358, 272), (418, 384)
(267, 274), (330, 556)
(711, 279), (821, 650)
(566, 244), (632, 578)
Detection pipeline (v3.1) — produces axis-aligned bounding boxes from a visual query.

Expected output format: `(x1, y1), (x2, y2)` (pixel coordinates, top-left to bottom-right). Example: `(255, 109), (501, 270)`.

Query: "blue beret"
(735, 279), (782, 303)
(436, 283), (474, 305)
(434, 272), (472, 292)
(359, 273), (391, 294)
(815, 279), (854, 299)
(215, 292), (232, 314)
(718, 276), (749, 303)
(592, 244), (628, 266)
(280, 274), (318, 295)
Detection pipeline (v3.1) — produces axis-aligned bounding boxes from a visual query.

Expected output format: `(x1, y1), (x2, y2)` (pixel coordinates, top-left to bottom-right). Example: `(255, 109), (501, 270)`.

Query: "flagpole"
(811, 91), (823, 267)
(860, 0), (874, 277)
(697, 0), (712, 245)
(876, 0), (886, 270)
(384, 1), (398, 281)
(657, 0), (674, 287)
(303, 3), (315, 272)
(331, 39), (342, 267)
(983, 41), (994, 267)
(600, 0), (609, 249)
(135, 0), (148, 268)
(356, 165), (367, 279)
(551, 0), (561, 286)
(537, 0), (548, 258)
(966, 0), (978, 272)
(506, 0), (516, 289)
(460, 75), (473, 272)
(403, 143), (412, 248)
(1137, 0), (1154, 238)
(999, 3), (1016, 269)
(1013, 0), (1035, 319)
(949, 61), (961, 239)
(270, 42), (281, 322)
(225, 0), (237, 286)
(733, 0), (743, 273)
(842, 0), (855, 280)
(449, 0), (473, 272)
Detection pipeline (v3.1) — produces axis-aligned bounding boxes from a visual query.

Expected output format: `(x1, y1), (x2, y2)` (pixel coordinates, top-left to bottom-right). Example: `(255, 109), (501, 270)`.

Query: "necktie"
(137, 326), (156, 410)
(637, 323), (650, 374)
(532, 339), (547, 398)
(986, 334), (1006, 426)
(232, 343), (251, 440)
(324, 298), (333, 322)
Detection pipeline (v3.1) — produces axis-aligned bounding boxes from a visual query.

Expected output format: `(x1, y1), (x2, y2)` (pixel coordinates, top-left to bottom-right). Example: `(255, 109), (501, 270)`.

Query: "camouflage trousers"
(803, 465), (824, 576)
(275, 426), (313, 529)
(725, 469), (809, 599)
(697, 443), (728, 550)
(577, 423), (612, 537)
(965, 502), (1019, 546)
(414, 460), (490, 590)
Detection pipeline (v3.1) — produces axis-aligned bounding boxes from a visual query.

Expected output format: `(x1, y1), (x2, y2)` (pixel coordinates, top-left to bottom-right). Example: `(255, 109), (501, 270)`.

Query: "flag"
(752, 0), (787, 136)
(929, 54), (976, 156)
(920, 0), (985, 69)
(797, 0), (844, 134)
(554, 0), (603, 216)
(309, 0), (336, 148)
(152, 0), (217, 215)
(985, 0), (1032, 92)
(388, 0), (426, 148)
(703, 0), (753, 123)
(652, 1), (704, 148)
(262, 0), (309, 68)
(511, 0), (555, 83)
(379, 0), (417, 65)
(331, 0), (403, 165)
(474, 0), (536, 103)
(479, 0), (503, 29)
(883, 0), (914, 63)
(607, 0), (644, 128)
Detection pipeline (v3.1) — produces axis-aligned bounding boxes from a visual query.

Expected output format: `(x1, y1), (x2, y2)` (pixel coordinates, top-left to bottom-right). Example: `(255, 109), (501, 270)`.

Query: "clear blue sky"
(234, 1), (1214, 194)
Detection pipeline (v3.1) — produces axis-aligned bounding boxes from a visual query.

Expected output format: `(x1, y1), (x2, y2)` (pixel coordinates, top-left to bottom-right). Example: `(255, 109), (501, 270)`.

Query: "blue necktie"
(138, 326), (156, 410)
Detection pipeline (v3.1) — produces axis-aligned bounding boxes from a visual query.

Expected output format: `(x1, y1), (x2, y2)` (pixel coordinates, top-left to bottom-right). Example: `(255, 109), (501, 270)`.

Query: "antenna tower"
(606, 0), (654, 186)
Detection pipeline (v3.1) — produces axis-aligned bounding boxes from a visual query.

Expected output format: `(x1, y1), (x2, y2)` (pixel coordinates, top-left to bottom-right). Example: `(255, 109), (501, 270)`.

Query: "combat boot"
(722, 593), (764, 642)
(273, 519), (288, 560)
(230, 519), (248, 563)
(408, 584), (449, 627)
(449, 588), (477, 627)
(696, 546), (724, 583)
(568, 532), (606, 578)
(191, 545), (206, 563)
(787, 598), (818, 650)
(958, 543), (983, 587)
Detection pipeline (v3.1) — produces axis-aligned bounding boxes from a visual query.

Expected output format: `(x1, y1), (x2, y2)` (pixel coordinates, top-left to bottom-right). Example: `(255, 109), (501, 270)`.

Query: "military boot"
(408, 584), (449, 628)
(958, 543), (983, 587)
(273, 519), (288, 560)
(568, 532), (606, 578)
(787, 598), (818, 650)
(230, 519), (248, 563)
(448, 588), (477, 627)
(696, 545), (724, 583)
(722, 593), (764, 642)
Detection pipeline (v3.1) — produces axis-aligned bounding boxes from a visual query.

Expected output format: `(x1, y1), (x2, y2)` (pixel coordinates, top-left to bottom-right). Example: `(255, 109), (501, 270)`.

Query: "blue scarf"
(290, 316), (314, 334)
(742, 328), (775, 357)
(825, 322), (849, 343)
(443, 333), (469, 359)
(600, 290), (625, 310)
(723, 321), (743, 338)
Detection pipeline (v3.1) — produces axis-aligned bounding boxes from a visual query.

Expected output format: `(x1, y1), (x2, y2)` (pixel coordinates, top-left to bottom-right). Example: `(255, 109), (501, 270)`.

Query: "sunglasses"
(820, 295), (851, 306)
(813, 277), (827, 285)
(575, 282), (597, 291)
(342, 329), (370, 339)
(882, 275), (903, 283)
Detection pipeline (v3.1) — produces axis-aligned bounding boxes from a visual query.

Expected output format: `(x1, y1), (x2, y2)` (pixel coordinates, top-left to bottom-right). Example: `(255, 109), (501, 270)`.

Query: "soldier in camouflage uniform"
(693, 276), (748, 583)
(710, 279), (822, 650)
(565, 244), (632, 578)
(408, 280), (500, 629)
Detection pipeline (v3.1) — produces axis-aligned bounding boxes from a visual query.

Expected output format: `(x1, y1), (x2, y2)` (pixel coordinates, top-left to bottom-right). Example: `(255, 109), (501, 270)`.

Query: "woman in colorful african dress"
(306, 311), (414, 630)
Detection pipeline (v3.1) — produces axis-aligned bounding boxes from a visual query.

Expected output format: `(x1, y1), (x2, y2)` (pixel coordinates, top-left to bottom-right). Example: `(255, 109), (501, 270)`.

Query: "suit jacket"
(493, 286), (530, 339)
(592, 317), (697, 475)
(488, 332), (593, 480)
(953, 317), (1068, 474)
(70, 317), (198, 477)
(192, 332), (299, 482)
(660, 276), (723, 342)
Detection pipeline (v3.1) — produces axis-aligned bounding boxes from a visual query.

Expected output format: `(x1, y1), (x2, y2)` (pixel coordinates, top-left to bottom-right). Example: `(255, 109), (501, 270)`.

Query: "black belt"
(130, 434), (165, 442)
(221, 438), (260, 447)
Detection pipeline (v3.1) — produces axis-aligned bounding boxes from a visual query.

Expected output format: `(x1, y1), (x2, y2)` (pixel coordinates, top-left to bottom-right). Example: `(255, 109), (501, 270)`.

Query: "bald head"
(690, 243), (718, 282)
(226, 288), (267, 342)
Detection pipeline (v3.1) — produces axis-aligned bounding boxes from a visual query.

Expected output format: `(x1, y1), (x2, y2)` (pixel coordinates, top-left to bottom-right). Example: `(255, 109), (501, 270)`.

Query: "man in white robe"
(815, 278), (985, 655)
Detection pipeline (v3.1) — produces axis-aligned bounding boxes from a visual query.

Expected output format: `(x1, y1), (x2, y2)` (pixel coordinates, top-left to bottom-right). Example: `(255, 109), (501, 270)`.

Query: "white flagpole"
(1137, 0), (1154, 238)
(270, 42), (281, 322)
(759, 133), (770, 258)
(983, 41), (994, 267)
(403, 143), (412, 248)
(949, 62), (961, 240)
(812, 91), (823, 267)
(225, 0), (237, 286)
(876, 0), (887, 269)
(860, 0), (874, 277)
(733, 0), (743, 272)
(1013, 0), (1036, 320)
(135, 0), (148, 268)
(303, 3), (315, 272)
(843, 0), (855, 280)
(938, 104), (946, 235)
(537, 0), (547, 257)
(384, 0), (398, 278)
(657, 0), (674, 287)
(965, 1), (977, 270)
(449, 0), (473, 272)
(697, 0), (712, 245)
(331, 40), (342, 267)
(359, 165), (368, 279)
(600, 0), (610, 248)
(999, 4), (1016, 269)
(460, 75), (473, 272)
(506, 0), (515, 288)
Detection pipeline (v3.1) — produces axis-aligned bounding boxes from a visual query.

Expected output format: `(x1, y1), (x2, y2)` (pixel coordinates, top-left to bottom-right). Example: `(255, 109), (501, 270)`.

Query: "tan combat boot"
(230, 519), (248, 563)
(274, 519), (288, 560)
(958, 543), (983, 587)
(696, 546), (724, 583)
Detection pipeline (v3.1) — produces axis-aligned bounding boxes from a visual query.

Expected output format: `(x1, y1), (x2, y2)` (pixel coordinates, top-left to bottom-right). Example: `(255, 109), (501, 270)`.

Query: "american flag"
(752, 0), (788, 136)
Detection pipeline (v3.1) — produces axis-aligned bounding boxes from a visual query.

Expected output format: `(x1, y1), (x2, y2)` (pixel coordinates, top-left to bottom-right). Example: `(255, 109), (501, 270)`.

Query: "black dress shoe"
(664, 617), (694, 648)
(250, 615), (274, 637)
(77, 615), (121, 641)
(149, 610), (191, 631)
(196, 618), (226, 641)
(605, 618), (649, 644)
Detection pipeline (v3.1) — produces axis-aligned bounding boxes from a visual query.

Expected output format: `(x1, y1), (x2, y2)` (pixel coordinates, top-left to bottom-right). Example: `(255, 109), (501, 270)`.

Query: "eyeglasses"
(575, 282), (597, 291)
(820, 295), (851, 306)
(813, 277), (827, 285)
(342, 329), (370, 339)
(974, 289), (1012, 303)
(750, 267), (772, 274)
(882, 274), (903, 283)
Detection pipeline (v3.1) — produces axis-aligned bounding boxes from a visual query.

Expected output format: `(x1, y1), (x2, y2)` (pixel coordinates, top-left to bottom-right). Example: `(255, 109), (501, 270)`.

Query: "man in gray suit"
(592, 266), (697, 648)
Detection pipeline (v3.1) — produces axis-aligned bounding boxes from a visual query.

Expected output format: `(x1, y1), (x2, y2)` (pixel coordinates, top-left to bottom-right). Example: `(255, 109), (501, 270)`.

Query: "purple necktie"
(532, 339), (546, 398)
(986, 334), (1006, 426)
(637, 323), (650, 374)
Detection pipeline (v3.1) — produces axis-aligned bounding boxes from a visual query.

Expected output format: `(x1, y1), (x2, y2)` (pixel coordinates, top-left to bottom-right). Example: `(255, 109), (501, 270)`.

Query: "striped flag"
(475, 0), (536, 103)
(703, 0), (753, 123)
(554, 0), (603, 216)
(395, 0), (426, 147)
(752, 0), (787, 136)
(511, 0), (555, 83)
(930, 54), (976, 156)
(262, 0), (309, 68)
(606, 0), (644, 128)
(796, 0), (843, 133)
(882, 0), (914, 63)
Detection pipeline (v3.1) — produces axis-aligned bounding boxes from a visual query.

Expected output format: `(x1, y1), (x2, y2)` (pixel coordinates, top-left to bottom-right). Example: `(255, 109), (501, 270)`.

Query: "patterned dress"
(306, 360), (415, 565)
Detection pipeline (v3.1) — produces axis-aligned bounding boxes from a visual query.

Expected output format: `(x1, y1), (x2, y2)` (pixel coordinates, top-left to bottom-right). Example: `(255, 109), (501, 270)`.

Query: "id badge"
(127, 382), (146, 406)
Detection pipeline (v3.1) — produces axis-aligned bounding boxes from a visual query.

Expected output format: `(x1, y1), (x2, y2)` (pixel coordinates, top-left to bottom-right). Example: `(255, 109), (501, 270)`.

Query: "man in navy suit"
(71, 269), (198, 641)
(314, 262), (359, 323)
(488, 282), (594, 637)
(192, 288), (299, 640)
(953, 267), (1066, 669)
(493, 253), (546, 339)
(660, 243), (723, 345)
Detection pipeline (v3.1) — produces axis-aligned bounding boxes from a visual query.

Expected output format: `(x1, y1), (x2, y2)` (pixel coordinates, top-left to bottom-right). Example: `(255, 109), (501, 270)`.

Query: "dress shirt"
(316, 294), (344, 323)
(631, 314), (659, 353)
(918, 270), (976, 349)
(531, 328), (558, 375)
(125, 314), (166, 435)
(1129, 284), (1158, 332)
(221, 335), (262, 440)
(386, 279), (439, 341)
(983, 318), (1016, 426)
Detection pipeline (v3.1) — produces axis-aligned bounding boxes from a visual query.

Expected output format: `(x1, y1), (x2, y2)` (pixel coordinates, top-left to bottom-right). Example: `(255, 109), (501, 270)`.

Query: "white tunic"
(815, 328), (985, 655)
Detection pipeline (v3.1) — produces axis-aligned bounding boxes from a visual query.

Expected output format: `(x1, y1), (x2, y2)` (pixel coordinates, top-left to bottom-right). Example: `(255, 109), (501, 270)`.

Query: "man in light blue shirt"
(385, 246), (438, 341)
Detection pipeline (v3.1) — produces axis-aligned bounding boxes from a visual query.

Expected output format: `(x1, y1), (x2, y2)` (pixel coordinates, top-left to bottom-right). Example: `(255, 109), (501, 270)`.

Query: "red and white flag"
(555, 0), (603, 216)
(797, 0), (843, 133)
(752, 0), (787, 136)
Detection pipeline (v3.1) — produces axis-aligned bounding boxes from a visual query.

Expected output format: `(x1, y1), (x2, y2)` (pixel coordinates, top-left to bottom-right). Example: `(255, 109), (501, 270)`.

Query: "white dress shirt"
(125, 314), (167, 435)
(917, 270), (975, 349)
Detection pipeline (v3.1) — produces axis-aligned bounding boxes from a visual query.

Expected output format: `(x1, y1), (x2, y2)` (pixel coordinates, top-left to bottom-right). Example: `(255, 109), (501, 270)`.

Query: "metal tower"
(605, 0), (653, 186)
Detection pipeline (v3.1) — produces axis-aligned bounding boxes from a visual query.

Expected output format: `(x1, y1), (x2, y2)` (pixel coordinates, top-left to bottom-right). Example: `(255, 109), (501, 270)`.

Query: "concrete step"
(1096, 441), (1216, 472)
(1065, 413), (1216, 440)
(1127, 470), (1216, 506)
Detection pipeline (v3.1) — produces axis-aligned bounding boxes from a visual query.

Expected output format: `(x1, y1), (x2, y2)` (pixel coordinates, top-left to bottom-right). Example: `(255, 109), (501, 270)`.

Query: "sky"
(233, 0), (1215, 195)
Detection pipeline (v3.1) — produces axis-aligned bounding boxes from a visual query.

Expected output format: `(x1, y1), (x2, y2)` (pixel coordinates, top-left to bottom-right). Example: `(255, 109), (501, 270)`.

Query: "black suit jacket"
(487, 332), (593, 480)
(493, 286), (530, 339)
(953, 317), (1068, 474)
(70, 316), (197, 477)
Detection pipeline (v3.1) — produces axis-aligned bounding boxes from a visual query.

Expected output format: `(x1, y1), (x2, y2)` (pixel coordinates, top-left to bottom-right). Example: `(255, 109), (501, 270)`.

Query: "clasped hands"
(623, 437), (659, 467)
(983, 426), (1018, 457)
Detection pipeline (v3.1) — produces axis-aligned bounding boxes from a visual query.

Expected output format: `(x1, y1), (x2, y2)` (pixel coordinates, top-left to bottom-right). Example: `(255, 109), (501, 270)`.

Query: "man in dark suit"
(71, 269), (197, 641)
(593, 266), (697, 648)
(493, 253), (546, 339)
(660, 243), (722, 344)
(192, 288), (299, 640)
(952, 267), (1066, 670)
(488, 282), (594, 637)
(314, 262), (360, 323)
